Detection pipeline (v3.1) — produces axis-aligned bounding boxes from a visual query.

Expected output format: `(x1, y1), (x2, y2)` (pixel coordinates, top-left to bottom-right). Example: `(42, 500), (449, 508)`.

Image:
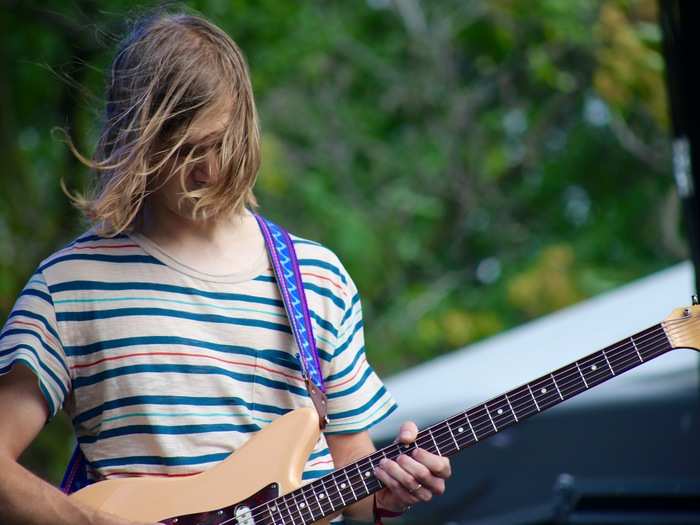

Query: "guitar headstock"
(663, 298), (700, 351)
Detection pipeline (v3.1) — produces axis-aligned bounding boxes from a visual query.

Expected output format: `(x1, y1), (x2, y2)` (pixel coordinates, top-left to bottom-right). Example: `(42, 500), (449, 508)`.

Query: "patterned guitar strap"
(60, 214), (328, 493)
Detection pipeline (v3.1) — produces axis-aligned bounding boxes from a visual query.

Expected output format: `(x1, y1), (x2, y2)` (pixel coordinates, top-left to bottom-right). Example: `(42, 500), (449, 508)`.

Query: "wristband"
(373, 493), (405, 524)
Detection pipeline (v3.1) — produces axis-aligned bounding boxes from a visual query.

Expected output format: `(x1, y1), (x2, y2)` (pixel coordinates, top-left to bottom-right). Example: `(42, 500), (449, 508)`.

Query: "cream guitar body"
(70, 407), (330, 525)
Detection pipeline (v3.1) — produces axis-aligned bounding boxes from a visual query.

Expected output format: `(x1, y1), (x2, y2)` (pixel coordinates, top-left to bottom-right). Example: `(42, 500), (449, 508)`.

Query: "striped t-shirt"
(0, 227), (397, 492)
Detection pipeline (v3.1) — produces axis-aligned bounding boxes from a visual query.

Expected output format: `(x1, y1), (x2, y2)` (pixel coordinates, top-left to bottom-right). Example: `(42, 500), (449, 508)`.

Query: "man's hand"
(373, 421), (452, 513)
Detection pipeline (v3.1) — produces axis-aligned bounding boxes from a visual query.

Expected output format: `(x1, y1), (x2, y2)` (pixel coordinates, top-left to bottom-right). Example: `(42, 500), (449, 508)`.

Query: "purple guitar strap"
(60, 214), (327, 494)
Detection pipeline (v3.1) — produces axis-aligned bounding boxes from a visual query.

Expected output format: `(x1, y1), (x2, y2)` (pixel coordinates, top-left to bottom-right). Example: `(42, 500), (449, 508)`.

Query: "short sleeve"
(321, 273), (398, 434)
(0, 270), (70, 419)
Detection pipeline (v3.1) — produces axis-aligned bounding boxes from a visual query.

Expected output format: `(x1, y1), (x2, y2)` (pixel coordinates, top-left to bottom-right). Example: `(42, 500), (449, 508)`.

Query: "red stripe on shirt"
(5, 320), (61, 350)
(327, 355), (367, 388)
(71, 351), (305, 384)
(300, 272), (347, 296)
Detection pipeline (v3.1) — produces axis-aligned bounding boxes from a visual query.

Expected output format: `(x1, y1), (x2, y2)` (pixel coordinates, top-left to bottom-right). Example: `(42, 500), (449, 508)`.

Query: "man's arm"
(326, 422), (451, 522)
(0, 364), (153, 525)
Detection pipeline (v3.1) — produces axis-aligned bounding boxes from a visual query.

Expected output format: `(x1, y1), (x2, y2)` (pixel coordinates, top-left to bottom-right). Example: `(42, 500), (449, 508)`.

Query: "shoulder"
(289, 233), (356, 293)
(35, 229), (156, 284)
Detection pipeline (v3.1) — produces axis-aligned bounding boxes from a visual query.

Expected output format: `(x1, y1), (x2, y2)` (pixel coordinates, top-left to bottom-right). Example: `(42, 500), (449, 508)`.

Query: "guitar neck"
(265, 323), (673, 524)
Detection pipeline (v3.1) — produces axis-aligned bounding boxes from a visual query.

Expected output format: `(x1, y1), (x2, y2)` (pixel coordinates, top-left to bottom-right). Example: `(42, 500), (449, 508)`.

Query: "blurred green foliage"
(0, 0), (680, 482)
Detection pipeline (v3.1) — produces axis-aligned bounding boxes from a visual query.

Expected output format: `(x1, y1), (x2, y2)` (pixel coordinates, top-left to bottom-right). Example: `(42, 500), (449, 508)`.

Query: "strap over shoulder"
(254, 214), (329, 429)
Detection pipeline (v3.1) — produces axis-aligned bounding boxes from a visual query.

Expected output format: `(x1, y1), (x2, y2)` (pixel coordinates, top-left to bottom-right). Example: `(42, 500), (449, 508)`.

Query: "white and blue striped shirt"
(0, 229), (397, 490)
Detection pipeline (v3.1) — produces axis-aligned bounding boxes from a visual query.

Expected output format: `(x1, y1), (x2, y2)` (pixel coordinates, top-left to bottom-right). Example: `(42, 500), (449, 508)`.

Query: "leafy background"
(0, 0), (680, 486)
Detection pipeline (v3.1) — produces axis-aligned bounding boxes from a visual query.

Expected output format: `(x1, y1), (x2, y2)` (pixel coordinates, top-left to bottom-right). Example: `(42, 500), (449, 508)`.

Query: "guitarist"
(0, 8), (451, 525)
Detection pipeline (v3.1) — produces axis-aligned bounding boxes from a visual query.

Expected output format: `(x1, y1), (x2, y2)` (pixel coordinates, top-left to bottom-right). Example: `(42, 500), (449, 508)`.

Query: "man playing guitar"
(0, 8), (451, 525)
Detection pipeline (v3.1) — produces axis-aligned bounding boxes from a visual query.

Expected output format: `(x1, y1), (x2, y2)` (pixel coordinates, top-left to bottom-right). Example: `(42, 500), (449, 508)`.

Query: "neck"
(260, 322), (674, 525)
(136, 200), (252, 248)
(133, 201), (264, 275)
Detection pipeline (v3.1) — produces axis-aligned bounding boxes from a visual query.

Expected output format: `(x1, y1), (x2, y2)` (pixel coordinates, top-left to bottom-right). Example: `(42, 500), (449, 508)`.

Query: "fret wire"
(575, 360), (589, 388)
(563, 364), (586, 395)
(343, 469), (357, 500)
(638, 325), (666, 358)
(309, 481), (323, 519)
(279, 492), (297, 525)
(579, 353), (608, 386)
(414, 434), (429, 451)
(449, 412), (472, 447)
(551, 373), (564, 400)
(321, 476), (342, 512)
(602, 349), (615, 375)
(286, 492), (302, 525)
(512, 386), (534, 420)
(266, 501), (279, 525)
(298, 488), (314, 523)
(356, 463), (369, 494)
(297, 491), (312, 524)
(331, 471), (346, 507)
(428, 428), (441, 454)
(631, 336), (644, 362)
(534, 376), (559, 409)
(468, 406), (491, 439)
(457, 413), (476, 446)
(314, 478), (332, 516)
(527, 383), (540, 411)
(447, 421), (460, 450)
(510, 393), (531, 421)
(311, 486), (324, 522)
(295, 484), (317, 524)
(462, 412), (477, 441)
(504, 393), (518, 422)
(485, 404), (498, 432)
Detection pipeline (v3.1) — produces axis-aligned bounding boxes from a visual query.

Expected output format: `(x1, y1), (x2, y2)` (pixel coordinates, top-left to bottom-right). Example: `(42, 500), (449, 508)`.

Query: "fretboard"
(247, 322), (672, 525)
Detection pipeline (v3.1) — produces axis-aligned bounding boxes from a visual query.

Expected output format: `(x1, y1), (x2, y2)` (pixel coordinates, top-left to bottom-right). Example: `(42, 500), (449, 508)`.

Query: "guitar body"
(69, 407), (330, 525)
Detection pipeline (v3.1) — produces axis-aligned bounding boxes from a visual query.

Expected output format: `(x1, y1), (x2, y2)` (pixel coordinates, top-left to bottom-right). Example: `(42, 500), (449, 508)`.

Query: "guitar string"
(225, 322), (677, 525)
(221, 318), (691, 525)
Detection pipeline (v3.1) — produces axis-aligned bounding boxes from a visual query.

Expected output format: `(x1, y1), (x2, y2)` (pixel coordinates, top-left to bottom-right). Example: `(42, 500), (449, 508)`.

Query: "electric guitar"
(69, 303), (700, 524)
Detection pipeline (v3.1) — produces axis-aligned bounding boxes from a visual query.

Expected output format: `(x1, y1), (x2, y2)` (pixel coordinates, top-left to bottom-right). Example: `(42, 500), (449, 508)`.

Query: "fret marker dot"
(497, 408), (503, 415)
(365, 471), (371, 477)
(341, 483), (347, 488)
(300, 503), (305, 508)
(540, 388), (547, 394)
(270, 506), (276, 511)
(458, 427), (464, 433)
(591, 365), (597, 371)
(319, 493), (325, 499)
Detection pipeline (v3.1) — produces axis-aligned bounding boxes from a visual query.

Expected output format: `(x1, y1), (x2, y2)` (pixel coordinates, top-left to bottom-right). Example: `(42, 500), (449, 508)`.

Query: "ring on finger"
(410, 483), (423, 494)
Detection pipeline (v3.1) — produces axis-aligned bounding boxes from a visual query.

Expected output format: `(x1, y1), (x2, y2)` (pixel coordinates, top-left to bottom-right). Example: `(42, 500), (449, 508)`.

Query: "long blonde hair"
(61, 7), (261, 236)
